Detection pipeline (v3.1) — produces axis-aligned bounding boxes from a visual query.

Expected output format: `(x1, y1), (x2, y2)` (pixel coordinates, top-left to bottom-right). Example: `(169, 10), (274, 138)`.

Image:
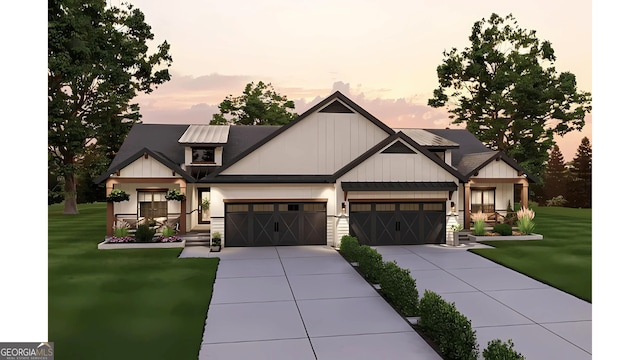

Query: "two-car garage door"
(349, 202), (446, 245)
(225, 202), (327, 246)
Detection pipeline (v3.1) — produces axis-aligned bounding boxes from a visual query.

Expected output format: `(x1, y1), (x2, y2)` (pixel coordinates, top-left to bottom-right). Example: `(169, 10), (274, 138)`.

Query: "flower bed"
(98, 236), (185, 250)
(468, 233), (543, 241)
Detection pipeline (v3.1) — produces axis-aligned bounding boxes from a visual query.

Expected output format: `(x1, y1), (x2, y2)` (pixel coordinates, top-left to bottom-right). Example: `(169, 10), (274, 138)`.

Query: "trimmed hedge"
(135, 224), (155, 243)
(379, 261), (419, 316)
(493, 223), (513, 236)
(483, 339), (525, 360)
(339, 235), (361, 262)
(357, 245), (383, 284)
(418, 290), (478, 360)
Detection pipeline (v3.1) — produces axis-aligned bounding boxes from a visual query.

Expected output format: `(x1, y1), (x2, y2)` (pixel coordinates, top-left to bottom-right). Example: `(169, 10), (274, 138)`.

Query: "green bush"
(483, 339), (525, 360)
(379, 261), (419, 316)
(418, 290), (478, 360)
(339, 235), (361, 262)
(493, 223), (513, 236)
(113, 225), (130, 238)
(161, 226), (176, 237)
(357, 245), (383, 284)
(135, 224), (156, 243)
(473, 219), (486, 236)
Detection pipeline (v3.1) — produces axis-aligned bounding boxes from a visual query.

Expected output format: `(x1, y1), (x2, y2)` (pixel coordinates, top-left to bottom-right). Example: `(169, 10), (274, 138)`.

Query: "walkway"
(181, 246), (441, 360)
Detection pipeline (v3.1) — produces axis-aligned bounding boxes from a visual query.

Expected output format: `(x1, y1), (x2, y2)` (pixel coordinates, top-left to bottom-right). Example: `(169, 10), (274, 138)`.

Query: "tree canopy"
(48, 0), (172, 213)
(542, 144), (568, 203)
(428, 13), (591, 179)
(210, 81), (297, 125)
(566, 137), (592, 208)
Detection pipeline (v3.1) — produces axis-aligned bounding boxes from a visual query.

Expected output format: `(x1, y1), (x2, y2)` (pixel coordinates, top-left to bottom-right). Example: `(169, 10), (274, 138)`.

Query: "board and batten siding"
(475, 159), (520, 178)
(112, 182), (182, 218)
(118, 156), (179, 178)
(221, 111), (390, 175)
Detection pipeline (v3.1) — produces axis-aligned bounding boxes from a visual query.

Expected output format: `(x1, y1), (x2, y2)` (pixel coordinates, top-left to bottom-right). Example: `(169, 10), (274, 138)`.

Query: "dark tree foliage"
(566, 137), (592, 208)
(49, 0), (172, 213)
(542, 144), (568, 203)
(428, 13), (592, 180)
(210, 81), (297, 125)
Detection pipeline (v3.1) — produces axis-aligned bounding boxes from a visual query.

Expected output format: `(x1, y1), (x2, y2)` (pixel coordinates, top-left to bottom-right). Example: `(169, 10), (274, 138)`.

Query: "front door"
(198, 188), (210, 224)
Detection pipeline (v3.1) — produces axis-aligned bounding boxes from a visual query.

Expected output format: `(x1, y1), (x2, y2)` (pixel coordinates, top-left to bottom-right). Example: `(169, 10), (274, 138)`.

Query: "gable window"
(192, 147), (215, 164)
(471, 188), (495, 213)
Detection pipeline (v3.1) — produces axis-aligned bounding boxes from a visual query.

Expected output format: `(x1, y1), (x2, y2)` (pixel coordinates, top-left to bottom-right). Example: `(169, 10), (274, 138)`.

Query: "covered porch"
(463, 178), (529, 229)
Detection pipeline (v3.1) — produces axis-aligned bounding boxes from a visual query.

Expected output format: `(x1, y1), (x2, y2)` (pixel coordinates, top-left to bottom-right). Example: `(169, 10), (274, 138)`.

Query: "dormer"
(179, 125), (230, 167)
(393, 129), (459, 166)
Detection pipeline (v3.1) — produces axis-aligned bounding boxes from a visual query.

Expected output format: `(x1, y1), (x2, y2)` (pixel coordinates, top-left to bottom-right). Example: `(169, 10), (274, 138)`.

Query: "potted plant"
(106, 189), (130, 202)
(210, 231), (222, 252)
(450, 224), (463, 246)
(201, 198), (210, 211)
(165, 189), (186, 201)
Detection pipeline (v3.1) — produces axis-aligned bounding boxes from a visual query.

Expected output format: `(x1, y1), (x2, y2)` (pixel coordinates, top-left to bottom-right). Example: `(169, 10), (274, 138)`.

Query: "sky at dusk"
(128, 0), (592, 159)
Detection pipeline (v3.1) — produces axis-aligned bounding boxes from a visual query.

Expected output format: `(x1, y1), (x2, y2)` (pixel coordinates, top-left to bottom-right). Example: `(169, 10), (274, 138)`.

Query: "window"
(471, 188), (495, 213)
(138, 191), (168, 219)
(431, 151), (445, 161)
(192, 147), (215, 163)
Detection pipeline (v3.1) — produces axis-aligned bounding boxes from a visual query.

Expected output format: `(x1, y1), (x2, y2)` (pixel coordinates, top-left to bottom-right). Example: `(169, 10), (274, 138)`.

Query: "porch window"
(138, 191), (168, 219)
(192, 147), (215, 163)
(471, 188), (495, 213)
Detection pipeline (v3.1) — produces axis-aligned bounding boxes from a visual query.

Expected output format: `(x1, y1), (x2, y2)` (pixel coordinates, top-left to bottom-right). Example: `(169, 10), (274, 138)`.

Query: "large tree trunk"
(63, 171), (79, 214)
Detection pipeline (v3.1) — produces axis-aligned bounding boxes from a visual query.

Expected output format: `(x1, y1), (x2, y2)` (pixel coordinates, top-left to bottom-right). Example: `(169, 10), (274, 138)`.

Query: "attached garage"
(225, 202), (327, 246)
(349, 202), (446, 245)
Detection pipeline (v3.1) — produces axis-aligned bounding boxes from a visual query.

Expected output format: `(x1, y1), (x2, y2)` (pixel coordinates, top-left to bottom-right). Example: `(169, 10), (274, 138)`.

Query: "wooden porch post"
(179, 199), (187, 234)
(106, 201), (114, 236)
(521, 182), (529, 209)
(464, 183), (471, 229)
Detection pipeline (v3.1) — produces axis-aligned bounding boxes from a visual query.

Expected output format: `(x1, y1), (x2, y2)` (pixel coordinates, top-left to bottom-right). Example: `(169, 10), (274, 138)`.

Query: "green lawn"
(470, 206), (592, 302)
(49, 203), (219, 359)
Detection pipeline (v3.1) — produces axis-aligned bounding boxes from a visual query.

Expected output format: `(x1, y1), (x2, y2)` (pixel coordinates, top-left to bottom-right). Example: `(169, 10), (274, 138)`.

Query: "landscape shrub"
(516, 207), (536, 235)
(161, 225), (176, 237)
(493, 223), (513, 236)
(471, 211), (487, 236)
(135, 224), (156, 243)
(379, 261), (419, 316)
(357, 245), (383, 283)
(339, 235), (361, 262)
(113, 220), (131, 238)
(418, 290), (479, 360)
(483, 339), (525, 360)
(546, 195), (568, 207)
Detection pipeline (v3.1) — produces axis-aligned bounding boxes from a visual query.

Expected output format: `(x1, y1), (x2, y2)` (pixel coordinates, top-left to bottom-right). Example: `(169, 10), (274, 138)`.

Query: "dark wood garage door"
(349, 202), (445, 245)
(225, 202), (327, 246)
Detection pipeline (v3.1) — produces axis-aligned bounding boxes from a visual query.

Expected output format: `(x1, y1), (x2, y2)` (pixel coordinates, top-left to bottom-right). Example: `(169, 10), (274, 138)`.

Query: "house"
(95, 91), (536, 247)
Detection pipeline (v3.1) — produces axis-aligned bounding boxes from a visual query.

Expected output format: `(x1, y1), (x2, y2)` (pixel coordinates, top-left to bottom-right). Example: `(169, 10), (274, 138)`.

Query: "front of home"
(95, 91), (535, 247)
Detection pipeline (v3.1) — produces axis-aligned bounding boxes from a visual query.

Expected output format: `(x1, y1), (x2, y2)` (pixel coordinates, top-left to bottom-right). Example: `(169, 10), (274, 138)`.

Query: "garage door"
(225, 202), (327, 246)
(349, 202), (445, 245)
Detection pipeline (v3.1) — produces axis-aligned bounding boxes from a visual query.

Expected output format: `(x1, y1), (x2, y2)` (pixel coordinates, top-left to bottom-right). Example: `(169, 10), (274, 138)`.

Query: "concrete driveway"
(374, 244), (592, 360)
(186, 246), (441, 360)
(182, 244), (591, 360)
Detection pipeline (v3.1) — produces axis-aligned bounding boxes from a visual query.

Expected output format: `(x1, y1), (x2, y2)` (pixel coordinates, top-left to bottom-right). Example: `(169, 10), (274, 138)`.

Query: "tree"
(49, 0), (172, 214)
(428, 13), (592, 179)
(210, 81), (297, 125)
(542, 145), (568, 204)
(566, 137), (592, 208)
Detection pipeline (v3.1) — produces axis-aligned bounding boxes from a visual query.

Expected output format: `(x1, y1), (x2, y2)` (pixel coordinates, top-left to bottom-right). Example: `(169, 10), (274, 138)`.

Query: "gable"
(119, 154), (179, 178)
(337, 139), (460, 183)
(474, 158), (520, 178)
(220, 95), (392, 176)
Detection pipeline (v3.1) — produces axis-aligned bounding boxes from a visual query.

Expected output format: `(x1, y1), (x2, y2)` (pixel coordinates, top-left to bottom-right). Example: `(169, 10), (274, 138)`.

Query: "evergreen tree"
(542, 144), (568, 204)
(567, 137), (592, 208)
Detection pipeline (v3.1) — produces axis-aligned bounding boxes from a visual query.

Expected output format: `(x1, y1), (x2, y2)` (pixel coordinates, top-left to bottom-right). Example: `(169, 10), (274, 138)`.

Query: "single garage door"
(349, 202), (445, 245)
(225, 202), (327, 246)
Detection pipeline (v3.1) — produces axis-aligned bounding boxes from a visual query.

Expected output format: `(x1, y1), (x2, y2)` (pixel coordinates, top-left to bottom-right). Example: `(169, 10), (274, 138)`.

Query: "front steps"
(182, 232), (210, 247)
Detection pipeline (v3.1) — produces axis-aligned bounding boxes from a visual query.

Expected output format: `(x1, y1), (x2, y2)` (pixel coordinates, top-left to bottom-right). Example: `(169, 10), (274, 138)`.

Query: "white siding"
(119, 156), (177, 178)
(221, 111), (390, 175)
(338, 141), (459, 183)
(476, 159), (519, 178)
(112, 183), (182, 218)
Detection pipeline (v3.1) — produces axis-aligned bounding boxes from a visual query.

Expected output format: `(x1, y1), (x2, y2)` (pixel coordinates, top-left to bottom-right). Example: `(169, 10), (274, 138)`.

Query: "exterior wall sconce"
(450, 201), (456, 213)
(341, 202), (347, 214)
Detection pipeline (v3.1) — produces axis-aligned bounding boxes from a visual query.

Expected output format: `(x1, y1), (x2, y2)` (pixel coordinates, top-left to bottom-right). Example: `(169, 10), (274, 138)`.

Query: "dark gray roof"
(425, 129), (493, 166)
(341, 181), (458, 192)
(455, 152), (497, 176)
(223, 125), (281, 165)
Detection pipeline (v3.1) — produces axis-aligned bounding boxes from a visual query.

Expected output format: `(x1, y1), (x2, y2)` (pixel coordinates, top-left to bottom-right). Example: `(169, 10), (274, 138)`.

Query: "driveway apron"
(196, 246), (441, 360)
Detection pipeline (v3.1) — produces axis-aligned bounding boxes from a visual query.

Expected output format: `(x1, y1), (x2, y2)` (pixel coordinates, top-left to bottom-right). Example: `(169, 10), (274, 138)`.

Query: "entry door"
(198, 188), (211, 224)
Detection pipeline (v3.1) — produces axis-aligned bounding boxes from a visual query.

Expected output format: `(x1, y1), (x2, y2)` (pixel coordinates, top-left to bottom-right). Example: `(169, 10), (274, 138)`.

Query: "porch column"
(179, 199), (187, 234)
(106, 201), (114, 236)
(464, 182), (471, 229)
(521, 182), (529, 209)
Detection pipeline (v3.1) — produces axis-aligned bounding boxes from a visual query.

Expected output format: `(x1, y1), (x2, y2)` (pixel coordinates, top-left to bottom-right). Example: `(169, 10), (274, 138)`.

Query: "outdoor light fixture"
(450, 201), (456, 213)
(341, 202), (346, 213)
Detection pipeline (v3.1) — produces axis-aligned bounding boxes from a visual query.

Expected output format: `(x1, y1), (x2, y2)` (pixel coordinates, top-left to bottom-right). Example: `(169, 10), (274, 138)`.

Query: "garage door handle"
(274, 222), (279, 232)
(396, 221), (400, 231)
